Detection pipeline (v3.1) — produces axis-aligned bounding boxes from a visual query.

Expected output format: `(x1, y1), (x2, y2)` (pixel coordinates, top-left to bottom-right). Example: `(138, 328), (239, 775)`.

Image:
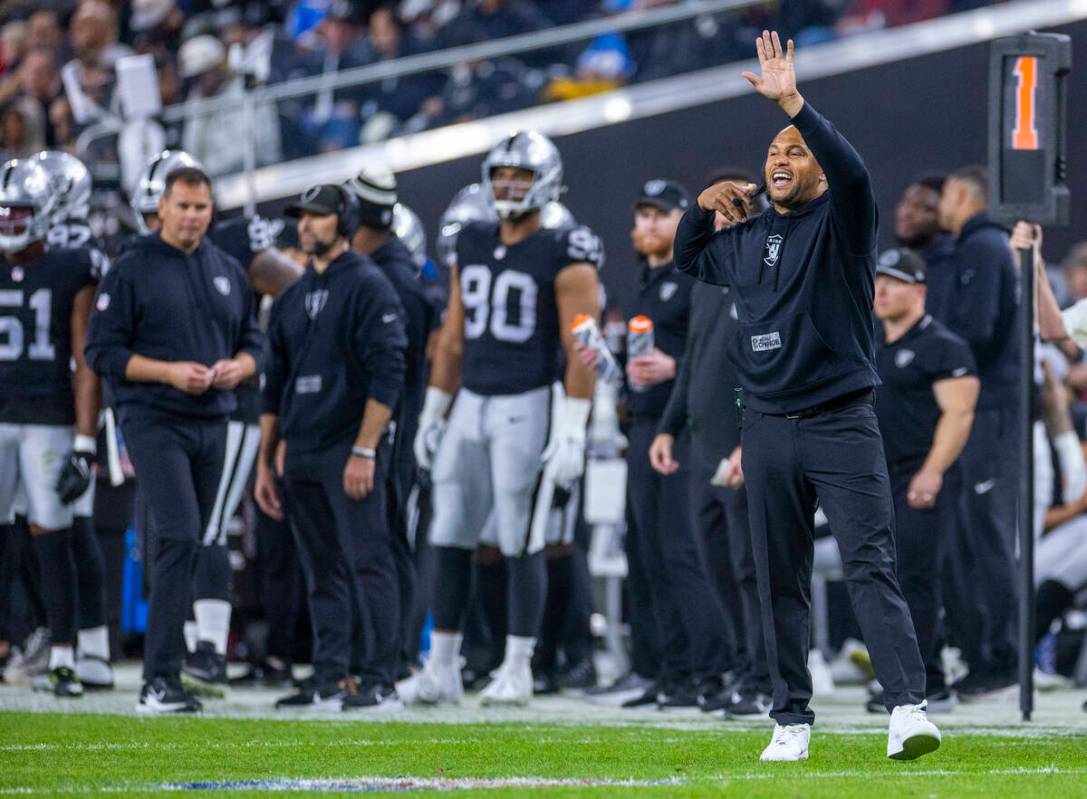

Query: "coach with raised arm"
(674, 31), (939, 762)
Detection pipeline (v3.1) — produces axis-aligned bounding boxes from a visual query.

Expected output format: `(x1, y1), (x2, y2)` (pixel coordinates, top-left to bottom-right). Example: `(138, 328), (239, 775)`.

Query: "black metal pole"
(1018, 245), (1035, 723)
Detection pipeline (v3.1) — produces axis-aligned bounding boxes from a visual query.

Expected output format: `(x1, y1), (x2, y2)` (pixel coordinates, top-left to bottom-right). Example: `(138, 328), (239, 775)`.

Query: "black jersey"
(0, 248), (97, 424)
(456, 221), (602, 396)
(48, 219), (110, 276)
(875, 314), (977, 467)
(209, 214), (287, 269)
(48, 219), (96, 251)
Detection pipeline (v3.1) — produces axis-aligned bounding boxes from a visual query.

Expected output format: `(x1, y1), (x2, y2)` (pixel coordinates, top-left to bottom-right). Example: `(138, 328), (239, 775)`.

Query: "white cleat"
(760, 723), (811, 762)
(411, 661), (464, 705)
(887, 702), (941, 760)
(479, 663), (532, 707)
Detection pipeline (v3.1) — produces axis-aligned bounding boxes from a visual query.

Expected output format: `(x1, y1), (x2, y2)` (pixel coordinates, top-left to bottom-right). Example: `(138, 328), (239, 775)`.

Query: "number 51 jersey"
(0, 248), (99, 424)
(456, 221), (602, 396)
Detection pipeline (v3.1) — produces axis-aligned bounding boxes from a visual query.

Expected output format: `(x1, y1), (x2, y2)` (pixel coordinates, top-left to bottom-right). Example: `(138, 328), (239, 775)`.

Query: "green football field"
(3, 710), (1087, 798)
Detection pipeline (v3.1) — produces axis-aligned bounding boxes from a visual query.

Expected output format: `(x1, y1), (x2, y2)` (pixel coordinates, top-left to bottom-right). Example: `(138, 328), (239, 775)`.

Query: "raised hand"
(741, 30), (800, 111)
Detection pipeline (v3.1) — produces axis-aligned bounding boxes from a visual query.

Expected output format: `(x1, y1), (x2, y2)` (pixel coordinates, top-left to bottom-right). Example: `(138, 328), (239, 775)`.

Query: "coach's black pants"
(626, 420), (728, 685)
(283, 443), (399, 688)
(690, 462), (770, 692)
(889, 460), (958, 694)
(123, 415), (227, 683)
(946, 406), (1020, 676)
(741, 393), (925, 725)
(256, 506), (306, 666)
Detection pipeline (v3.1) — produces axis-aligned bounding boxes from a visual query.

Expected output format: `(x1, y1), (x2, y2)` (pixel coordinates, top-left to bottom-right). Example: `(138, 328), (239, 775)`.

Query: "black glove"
(56, 449), (94, 504)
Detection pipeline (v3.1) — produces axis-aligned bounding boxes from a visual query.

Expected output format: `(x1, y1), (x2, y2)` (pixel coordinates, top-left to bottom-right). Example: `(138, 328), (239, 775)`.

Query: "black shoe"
(42, 666), (84, 698)
(533, 670), (561, 695)
(955, 669), (1016, 699)
(865, 688), (887, 714)
(724, 689), (772, 718)
(230, 659), (293, 689)
(585, 670), (650, 698)
(621, 682), (661, 708)
(275, 688), (317, 708)
(558, 659), (597, 690)
(137, 677), (202, 714)
(658, 677), (702, 711)
(183, 641), (227, 685)
(696, 672), (740, 712)
(342, 683), (403, 712)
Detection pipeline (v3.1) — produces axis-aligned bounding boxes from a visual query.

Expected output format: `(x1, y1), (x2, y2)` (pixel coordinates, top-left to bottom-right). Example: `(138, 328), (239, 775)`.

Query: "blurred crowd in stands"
(0, 0), (1000, 179)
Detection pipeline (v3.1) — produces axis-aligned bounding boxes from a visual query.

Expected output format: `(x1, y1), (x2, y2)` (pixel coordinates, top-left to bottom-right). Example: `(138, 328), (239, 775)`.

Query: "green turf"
(1, 712), (1085, 797)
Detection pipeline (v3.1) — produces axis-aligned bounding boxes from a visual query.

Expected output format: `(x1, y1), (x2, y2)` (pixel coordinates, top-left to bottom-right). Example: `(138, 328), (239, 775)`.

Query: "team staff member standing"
(871, 249), (978, 713)
(578, 179), (728, 709)
(85, 166), (262, 714)
(254, 185), (407, 712)
(675, 31), (938, 761)
(933, 166), (1021, 696)
(344, 165), (438, 677)
(651, 170), (772, 718)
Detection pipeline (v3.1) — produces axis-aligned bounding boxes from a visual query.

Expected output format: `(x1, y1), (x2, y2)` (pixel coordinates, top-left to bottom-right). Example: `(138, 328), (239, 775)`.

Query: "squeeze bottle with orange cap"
(627, 315), (654, 392)
(570, 314), (622, 385)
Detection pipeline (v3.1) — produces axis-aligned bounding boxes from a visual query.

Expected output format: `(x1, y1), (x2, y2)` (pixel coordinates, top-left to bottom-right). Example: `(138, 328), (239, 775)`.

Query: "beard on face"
(307, 234), (339, 257)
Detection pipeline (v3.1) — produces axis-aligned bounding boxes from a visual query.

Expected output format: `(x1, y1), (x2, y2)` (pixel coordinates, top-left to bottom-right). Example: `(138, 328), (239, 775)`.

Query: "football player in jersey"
(0, 159), (102, 697)
(127, 149), (302, 692)
(407, 131), (603, 706)
(35, 150), (114, 690)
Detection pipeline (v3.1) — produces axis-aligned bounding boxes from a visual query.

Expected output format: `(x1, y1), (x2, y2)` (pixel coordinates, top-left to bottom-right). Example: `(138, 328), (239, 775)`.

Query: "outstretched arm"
(742, 30), (876, 253)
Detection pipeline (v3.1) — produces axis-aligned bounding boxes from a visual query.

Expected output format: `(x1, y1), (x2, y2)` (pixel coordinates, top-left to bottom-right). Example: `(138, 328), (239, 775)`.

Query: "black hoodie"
(263, 250), (407, 463)
(937, 212), (1020, 409)
(85, 232), (263, 422)
(674, 102), (879, 415)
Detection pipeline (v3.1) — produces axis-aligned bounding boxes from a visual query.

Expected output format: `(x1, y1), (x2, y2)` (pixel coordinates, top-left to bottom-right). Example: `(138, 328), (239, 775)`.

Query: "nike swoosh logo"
(382, 313), (398, 323)
(974, 480), (996, 495)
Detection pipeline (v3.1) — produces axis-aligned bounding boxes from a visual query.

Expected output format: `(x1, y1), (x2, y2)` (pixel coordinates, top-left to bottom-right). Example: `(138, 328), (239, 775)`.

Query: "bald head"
(764, 125), (826, 211)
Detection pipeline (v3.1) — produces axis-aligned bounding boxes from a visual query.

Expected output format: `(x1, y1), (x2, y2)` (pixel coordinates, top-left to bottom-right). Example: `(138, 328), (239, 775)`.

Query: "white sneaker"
(760, 723), (810, 762)
(413, 660), (463, 705)
(887, 702), (941, 760)
(75, 656), (114, 689)
(479, 662), (532, 706)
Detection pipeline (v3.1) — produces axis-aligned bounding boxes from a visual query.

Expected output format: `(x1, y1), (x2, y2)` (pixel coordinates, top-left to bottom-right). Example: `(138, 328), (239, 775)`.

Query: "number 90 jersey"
(456, 221), (602, 396)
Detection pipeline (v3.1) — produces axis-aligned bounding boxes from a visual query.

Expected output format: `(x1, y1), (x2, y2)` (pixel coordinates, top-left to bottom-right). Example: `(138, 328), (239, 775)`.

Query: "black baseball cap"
(876, 248), (926, 284)
(636, 179), (690, 212)
(285, 184), (345, 218)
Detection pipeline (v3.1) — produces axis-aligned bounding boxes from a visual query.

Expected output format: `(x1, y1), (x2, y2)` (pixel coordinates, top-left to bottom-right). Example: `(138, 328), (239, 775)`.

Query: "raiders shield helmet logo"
(659, 281), (678, 302)
(764, 234), (784, 268)
(305, 289), (329, 319)
(213, 276), (231, 296)
(895, 349), (915, 368)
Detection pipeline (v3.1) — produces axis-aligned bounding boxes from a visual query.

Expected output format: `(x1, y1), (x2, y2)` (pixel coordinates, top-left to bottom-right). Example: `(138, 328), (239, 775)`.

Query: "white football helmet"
(32, 151), (92, 226)
(391, 203), (427, 273)
(0, 159), (57, 253)
(435, 183), (497, 268)
(481, 131), (563, 220)
(130, 149), (205, 233)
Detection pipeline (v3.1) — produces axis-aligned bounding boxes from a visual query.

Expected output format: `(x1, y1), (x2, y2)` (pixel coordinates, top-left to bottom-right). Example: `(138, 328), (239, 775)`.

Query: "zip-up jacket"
(263, 250), (407, 458)
(674, 101), (880, 414)
(85, 232), (263, 422)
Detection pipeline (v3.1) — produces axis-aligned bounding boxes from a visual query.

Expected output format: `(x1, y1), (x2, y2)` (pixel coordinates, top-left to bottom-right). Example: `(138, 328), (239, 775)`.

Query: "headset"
(335, 185), (361, 239)
(298, 183), (360, 239)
